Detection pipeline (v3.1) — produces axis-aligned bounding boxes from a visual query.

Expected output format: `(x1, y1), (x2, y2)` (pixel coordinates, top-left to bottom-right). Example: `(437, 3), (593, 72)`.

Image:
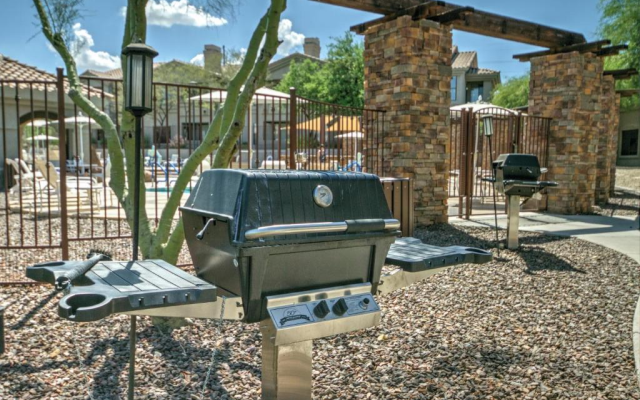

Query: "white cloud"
(190, 53), (204, 66)
(277, 19), (305, 56)
(121, 0), (227, 28)
(68, 23), (120, 71)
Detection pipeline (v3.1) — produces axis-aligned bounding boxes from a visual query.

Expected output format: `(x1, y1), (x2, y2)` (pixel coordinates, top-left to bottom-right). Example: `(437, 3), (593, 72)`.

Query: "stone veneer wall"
(529, 52), (604, 214)
(364, 16), (451, 226)
(596, 75), (619, 203)
(609, 92), (621, 194)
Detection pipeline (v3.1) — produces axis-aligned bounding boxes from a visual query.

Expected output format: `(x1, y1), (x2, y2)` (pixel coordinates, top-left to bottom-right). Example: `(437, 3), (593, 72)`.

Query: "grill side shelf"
(386, 237), (493, 272)
(28, 260), (217, 322)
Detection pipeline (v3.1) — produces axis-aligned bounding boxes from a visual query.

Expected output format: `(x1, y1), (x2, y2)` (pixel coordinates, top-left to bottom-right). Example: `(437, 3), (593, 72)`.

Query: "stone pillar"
(609, 92), (621, 194)
(529, 52), (604, 214)
(364, 16), (452, 226)
(595, 75), (618, 203)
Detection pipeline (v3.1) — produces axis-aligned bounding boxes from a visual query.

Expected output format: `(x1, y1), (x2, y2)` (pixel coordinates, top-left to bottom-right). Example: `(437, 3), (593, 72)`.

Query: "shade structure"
(286, 115), (362, 133)
(52, 115), (98, 162)
(24, 119), (56, 128)
(188, 86), (290, 104)
(335, 131), (364, 139)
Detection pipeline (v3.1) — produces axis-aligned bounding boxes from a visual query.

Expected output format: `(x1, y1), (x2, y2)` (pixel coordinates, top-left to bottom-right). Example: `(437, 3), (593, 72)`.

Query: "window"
(621, 129), (639, 156)
(466, 82), (483, 103)
(182, 123), (209, 141)
(451, 76), (457, 102)
(153, 126), (171, 144)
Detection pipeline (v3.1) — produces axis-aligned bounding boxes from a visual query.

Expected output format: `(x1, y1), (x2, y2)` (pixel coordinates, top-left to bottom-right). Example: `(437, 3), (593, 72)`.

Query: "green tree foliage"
(599, 0), (640, 110)
(276, 32), (364, 108)
(491, 74), (530, 110)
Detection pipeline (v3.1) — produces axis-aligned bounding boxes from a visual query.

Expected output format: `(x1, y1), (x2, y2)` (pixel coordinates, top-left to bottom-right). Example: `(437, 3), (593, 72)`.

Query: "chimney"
(203, 44), (222, 75)
(303, 38), (320, 58)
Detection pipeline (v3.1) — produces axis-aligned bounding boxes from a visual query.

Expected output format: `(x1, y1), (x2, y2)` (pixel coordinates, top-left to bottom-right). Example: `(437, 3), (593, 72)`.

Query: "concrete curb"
(634, 295), (640, 388)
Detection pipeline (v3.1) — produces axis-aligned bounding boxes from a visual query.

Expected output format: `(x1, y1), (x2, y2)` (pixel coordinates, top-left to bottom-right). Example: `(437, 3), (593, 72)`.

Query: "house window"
(154, 126), (171, 144)
(466, 82), (483, 103)
(451, 76), (457, 102)
(182, 123), (209, 141)
(621, 129), (639, 156)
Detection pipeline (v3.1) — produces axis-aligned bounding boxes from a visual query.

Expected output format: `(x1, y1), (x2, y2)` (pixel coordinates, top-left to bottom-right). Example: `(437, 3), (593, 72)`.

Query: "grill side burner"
(488, 154), (558, 249)
(181, 170), (399, 323)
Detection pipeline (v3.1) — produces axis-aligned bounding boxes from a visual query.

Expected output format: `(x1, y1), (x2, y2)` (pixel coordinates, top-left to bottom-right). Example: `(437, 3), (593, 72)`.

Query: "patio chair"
(35, 159), (103, 209)
(5, 158), (46, 195)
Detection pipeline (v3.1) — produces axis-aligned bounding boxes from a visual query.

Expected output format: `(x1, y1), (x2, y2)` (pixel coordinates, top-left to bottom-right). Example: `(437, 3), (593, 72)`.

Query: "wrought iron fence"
(449, 106), (551, 217)
(0, 70), (387, 284)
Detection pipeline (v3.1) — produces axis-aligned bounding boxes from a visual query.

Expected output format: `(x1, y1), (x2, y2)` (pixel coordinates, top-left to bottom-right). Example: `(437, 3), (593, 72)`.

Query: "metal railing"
(449, 107), (551, 217)
(0, 70), (388, 284)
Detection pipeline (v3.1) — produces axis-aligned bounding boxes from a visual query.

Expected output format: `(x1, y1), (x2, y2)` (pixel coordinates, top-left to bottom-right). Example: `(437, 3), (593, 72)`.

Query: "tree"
(276, 32), (364, 108)
(491, 74), (530, 110)
(598, 0), (640, 110)
(34, 0), (286, 265)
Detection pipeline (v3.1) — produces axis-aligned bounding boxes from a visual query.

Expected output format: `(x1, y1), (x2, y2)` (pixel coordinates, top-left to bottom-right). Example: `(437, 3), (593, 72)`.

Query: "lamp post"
(122, 40), (157, 400)
(481, 114), (500, 256)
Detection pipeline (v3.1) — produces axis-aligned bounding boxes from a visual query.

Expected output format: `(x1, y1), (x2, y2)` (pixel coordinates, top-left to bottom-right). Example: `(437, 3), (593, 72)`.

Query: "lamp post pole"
(122, 40), (158, 400)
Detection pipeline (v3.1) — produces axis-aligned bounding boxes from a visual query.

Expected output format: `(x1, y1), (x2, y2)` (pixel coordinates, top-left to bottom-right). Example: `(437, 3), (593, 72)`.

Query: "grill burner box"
(181, 170), (399, 323)
(492, 153), (555, 197)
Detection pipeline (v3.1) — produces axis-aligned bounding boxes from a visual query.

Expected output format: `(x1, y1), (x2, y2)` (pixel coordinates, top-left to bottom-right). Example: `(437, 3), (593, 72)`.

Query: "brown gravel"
(615, 167), (640, 192)
(594, 190), (640, 217)
(1, 225), (639, 399)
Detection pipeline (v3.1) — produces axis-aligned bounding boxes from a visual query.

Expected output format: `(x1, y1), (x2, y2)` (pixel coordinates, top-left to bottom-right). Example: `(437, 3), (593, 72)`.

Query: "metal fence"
(449, 107), (551, 217)
(0, 70), (388, 284)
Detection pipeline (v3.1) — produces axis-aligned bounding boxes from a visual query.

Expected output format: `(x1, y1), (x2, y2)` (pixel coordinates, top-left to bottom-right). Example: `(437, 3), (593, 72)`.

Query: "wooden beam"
(617, 89), (640, 98)
(428, 6), (474, 24)
(350, 1), (441, 35)
(595, 44), (628, 57)
(604, 68), (639, 80)
(513, 40), (611, 61)
(318, 0), (587, 48)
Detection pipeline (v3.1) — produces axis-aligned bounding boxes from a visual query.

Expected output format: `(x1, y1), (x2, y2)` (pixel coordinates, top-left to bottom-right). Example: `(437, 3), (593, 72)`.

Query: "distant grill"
(489, 154), (558, 249)
(180, 169), (400, 323)
(492, 153), (557, 197)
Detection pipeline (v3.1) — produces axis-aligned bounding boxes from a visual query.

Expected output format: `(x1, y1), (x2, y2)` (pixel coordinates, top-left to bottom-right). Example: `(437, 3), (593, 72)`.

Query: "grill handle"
(244, 219), (400, 240)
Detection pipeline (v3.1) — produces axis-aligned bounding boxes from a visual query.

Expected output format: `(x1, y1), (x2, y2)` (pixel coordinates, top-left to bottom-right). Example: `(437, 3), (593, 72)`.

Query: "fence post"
(514, 112), (522, 153)
(288, 88), (297, 170)
(56, 68), (69, 260)
(465, 108), (474, 219)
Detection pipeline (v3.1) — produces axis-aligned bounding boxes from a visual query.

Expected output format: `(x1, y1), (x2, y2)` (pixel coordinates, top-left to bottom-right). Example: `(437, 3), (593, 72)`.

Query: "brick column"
(529, 52), (604, 214)
(595, 76), (617, 204)
(364, 16), (451, 226)
(609, 92), (621, 194)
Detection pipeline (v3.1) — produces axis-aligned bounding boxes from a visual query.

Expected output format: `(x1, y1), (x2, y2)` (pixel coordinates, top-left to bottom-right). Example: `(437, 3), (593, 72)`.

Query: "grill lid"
(492, 153), (542, 181)
(181, 169), (394, 243)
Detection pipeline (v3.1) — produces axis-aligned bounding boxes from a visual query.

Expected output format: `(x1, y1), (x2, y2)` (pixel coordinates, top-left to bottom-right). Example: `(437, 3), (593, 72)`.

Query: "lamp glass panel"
(483, 117), (494, 137)
(129, 54), (144, 108)
(144, 55), (153, 109)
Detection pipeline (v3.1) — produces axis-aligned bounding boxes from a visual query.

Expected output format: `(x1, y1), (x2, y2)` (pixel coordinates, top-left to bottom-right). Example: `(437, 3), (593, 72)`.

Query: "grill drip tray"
(26, 260), (217, 322)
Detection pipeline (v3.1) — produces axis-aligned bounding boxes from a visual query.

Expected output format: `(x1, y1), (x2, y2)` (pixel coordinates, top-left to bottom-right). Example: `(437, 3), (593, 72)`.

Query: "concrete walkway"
(451, 212), (640, 263)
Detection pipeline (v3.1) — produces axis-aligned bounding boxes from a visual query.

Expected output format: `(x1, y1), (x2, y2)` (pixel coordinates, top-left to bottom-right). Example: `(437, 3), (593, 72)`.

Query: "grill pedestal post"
(506, 195), (521, 250)
(261, 327), (313, 400)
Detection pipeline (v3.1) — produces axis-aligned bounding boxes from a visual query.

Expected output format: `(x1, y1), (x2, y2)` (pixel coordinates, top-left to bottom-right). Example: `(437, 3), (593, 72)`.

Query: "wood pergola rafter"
(316, 0), (587, 48)
(617, 89), (640, 98)
(604, 68), (639, 81)
(514, 41), (628, 62)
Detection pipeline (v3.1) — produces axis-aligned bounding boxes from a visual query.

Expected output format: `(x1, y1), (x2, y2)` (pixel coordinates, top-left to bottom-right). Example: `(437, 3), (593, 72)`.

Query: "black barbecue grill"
(486, 154), (558, 249)
(26, 169), (493, 400)
(180, 169), (400, 323)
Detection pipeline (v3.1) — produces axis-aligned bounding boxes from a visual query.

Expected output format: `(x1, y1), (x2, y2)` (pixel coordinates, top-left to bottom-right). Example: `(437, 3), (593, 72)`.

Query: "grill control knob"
(313, 301), (330, 319)
(359, 297), (371, 310)
(332, 298), (348, 316)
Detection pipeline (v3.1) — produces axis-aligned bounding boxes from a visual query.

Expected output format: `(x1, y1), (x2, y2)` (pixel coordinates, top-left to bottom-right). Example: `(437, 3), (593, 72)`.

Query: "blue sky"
(0, 0), (602, 80)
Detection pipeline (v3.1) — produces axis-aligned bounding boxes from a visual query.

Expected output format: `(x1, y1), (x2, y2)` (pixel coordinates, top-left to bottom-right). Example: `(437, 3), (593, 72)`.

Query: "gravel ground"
(615, 167), (640, 192)
(594, 190), (640, 217)
(1, 225), (639, 399)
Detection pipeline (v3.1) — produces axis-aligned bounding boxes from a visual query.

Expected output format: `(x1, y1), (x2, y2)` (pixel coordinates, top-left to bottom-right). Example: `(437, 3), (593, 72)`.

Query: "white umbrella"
(25, 119), (56, 128)
(188, 86), (290, 103)
(53, 115), (98, 161)
(336, 131), (364, 139)
(26, 134), (58, 141)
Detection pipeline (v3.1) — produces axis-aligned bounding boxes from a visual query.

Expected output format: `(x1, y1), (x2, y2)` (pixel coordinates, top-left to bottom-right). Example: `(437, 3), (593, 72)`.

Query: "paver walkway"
(451, 212), (640, 263)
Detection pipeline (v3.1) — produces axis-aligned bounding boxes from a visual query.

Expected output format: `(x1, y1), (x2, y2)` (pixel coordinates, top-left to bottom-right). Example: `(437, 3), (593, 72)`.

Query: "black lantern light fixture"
(123, 42), (158, 117)
(121, 40), (157, 400)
